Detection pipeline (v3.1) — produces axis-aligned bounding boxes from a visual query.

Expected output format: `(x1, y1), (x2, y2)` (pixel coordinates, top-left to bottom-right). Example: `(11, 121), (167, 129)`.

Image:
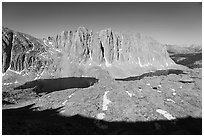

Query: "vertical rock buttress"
(52, 27), (182, 78)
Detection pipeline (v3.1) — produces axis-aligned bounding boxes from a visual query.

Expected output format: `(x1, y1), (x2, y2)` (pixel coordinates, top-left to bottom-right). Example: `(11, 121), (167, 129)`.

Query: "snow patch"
(88, 62), (92, 66)
(34, 74), (40, 80)
(157, 90), (162, 93)
(102, 91), (112, 111)
(7, 68), (23, 75)
(172, 92), (176, 96)
(166, 98), (176, 103)
(55, 48), (62, 52)
(125, 91), (134, 97)
(60, 110), (66, 113)
(138, 57), (142, 67)
(89, 54), (93, 61)
(40, 70), (45, 77)
(62, 100), (68, 105)
(105, 59), (111, 67)
(96, 113), (105, 120)
(156, 109), (176, 120)
(138, 88), (142, 92)
(68, 93), (75, 99)
(3, 82), (13, 86)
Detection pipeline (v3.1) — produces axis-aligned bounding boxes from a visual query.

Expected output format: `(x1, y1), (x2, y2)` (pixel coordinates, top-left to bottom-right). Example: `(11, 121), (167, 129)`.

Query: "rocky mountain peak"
(46, 27), (186, 78)
(2, 26), (186, 80)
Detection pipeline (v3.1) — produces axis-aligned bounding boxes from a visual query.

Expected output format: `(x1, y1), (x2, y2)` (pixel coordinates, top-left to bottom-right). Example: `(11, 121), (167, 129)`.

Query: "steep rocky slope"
(2, 27), (65, 84)
(45, 27), (186, 78)
(2, 27), (48, 82)
(2, 27), (47, 73)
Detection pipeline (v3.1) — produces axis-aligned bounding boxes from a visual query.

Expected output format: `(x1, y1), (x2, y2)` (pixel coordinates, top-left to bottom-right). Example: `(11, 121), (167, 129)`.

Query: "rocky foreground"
(2, 67), (202, 134)
(2, 27), (202, 135)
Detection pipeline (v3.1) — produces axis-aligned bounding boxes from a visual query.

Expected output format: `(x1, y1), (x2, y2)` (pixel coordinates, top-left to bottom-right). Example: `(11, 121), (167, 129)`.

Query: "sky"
(2, 2), (202, 45)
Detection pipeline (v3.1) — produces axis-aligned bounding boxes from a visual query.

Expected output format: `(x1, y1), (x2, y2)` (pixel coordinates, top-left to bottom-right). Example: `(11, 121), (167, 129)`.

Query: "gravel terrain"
(2, 68), (202, 134)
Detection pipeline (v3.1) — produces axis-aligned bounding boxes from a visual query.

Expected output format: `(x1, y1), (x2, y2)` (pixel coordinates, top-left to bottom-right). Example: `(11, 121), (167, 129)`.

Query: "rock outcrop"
(2, 27), (48, 75)
(51, 27), (186, 78)
(2, 27), (13, 73)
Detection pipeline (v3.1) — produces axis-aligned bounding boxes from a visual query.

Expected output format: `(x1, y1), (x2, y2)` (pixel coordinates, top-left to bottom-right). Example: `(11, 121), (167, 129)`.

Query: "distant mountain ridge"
(166, 44), (202, 54)
(165, 44), (202, 69)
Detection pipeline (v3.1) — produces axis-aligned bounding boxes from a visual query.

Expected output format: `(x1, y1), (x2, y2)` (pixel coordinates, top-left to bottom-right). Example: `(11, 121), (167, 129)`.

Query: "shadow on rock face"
(115, 69), (186, 81)
(14, 77), (98, 94)
(2, 104), (202, 135)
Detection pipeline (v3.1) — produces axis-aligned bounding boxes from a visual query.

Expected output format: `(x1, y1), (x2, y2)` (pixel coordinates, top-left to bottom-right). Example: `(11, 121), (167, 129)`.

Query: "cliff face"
(2, 27), (13, 73)
(51, 27), (183, 78)
(2, 27), (49, 76)
(54, 27), (173, 64)
(2, 26), (185, 79)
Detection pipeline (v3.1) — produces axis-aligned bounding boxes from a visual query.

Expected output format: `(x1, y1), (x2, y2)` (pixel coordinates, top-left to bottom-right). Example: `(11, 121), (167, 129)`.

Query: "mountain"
(2, 27), (202, 135)
(166, 44), (202, 69)
(2, 27), (48, 74)
(44, 27), (186, 78)
(2, 27), (63, 83)
(2, 27), (186, 81)
(166, 44), (202, 55)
